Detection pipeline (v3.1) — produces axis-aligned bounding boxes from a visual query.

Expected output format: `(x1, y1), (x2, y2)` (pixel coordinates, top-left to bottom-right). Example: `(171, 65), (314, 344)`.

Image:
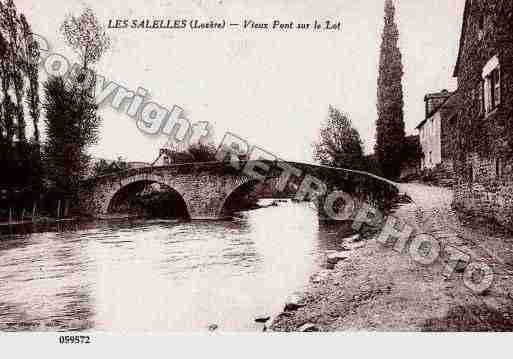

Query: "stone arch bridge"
(79, 161), (399, 220)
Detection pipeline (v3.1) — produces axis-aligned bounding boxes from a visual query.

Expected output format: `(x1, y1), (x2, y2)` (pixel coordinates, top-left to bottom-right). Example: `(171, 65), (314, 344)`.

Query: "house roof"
(424, 89), (451, 101)
(416, 118), (429, 130)
(453, 0), (470, 77)
(415, 90), (457, 130)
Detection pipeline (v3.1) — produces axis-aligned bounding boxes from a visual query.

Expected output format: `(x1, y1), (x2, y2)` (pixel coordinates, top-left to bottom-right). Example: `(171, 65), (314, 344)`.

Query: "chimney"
(424, 89), (451, 118)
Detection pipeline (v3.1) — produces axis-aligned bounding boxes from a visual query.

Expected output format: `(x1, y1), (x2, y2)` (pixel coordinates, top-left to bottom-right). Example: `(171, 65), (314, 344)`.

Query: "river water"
(0, 200), (352, 332)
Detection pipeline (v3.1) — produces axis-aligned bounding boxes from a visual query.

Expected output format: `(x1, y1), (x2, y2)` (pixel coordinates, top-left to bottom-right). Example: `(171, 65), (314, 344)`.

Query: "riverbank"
(0, 213), (143, 226)
(0, 217), (77, 227)
(271, 183), (513, 331)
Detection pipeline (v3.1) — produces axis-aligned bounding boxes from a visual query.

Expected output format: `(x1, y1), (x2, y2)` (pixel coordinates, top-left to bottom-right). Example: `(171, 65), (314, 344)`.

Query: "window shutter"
(484, 77), (492, 113)
(478, 82), (484, 115)
(494, 68), (501, 107)
(496, 158), (502, 179)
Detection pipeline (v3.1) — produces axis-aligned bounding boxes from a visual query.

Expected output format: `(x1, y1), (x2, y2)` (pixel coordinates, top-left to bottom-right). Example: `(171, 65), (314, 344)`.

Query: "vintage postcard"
(1, 0), (513, 352)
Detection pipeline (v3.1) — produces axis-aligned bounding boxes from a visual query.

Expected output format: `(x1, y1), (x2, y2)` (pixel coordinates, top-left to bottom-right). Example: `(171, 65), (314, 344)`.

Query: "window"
(478, 14), (485, 40)
(482, 55), (501, 114)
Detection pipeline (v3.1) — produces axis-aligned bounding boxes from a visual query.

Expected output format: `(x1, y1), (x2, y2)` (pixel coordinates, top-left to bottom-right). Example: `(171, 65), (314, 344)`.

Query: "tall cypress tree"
(375, 0), (405, 180)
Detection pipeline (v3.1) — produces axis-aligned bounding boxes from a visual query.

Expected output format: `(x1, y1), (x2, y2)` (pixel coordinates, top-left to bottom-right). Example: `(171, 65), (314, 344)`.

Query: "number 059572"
(58, 335), (91, 344)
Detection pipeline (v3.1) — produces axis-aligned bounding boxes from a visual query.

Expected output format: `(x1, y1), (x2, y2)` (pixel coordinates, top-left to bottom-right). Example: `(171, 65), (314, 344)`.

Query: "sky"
(17, 0), (465, 164)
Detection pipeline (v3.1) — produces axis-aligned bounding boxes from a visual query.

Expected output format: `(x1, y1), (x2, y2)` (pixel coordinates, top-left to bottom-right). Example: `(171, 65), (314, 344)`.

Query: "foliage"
(93, 156), (130, 177)
(452, 1), (513, 167)
(42, 77), (101, 201)
(156, 142), (219, 165)
(35, 7), (109, 207)
(187, 142), (218, 162)
(362, 153), (383, 177)
(0, 141), (40, 190)
(60, 7), (111, 69)
(403, 135), (423, 163)
(313, 106), (364, 170)
(375, 0), (406, 180)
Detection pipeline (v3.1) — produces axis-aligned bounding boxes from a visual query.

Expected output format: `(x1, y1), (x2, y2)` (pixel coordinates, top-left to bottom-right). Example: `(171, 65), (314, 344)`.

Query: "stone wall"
(453, 151), (513, 229)
(453, 181), (513, 230)
(451, 0), (513, 229)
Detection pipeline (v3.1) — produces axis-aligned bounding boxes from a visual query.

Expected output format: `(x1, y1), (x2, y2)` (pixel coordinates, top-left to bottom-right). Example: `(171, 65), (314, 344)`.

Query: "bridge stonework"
(79, 161), (400, 220)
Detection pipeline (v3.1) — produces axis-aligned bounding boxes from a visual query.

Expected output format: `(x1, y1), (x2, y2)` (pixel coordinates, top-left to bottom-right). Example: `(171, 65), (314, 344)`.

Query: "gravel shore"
(271, 183), (513, 332)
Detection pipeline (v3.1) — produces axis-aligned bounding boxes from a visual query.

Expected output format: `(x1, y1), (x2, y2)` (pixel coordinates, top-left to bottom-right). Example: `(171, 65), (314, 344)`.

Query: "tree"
(60, 7), (111, 70)
(20, 13), (41, 144)
(39, 7), (110, 208)
(43, 77), (101, 203)
(0, 0), (28, 143)
(313, 106), (364, 170)
(188, 142), (218, 162)
(0, 31), (10, 146)
(375, 0), (406, 180)
(1, 0), (22, 143)
(0, 0), (41, 194)
(155, 123), (219, 165)
(0, 1), (40, 146)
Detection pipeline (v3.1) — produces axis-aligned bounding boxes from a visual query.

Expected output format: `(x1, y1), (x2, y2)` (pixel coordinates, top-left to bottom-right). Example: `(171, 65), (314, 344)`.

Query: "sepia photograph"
(1, 0), (513, 354)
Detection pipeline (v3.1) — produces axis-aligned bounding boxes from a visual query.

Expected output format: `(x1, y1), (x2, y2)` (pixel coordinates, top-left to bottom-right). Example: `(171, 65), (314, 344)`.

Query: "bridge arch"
(98, 172), (192, 218)
(107, 179), (190, 218)
(216, 174), (297, 218)
(218, 178), (262, 217)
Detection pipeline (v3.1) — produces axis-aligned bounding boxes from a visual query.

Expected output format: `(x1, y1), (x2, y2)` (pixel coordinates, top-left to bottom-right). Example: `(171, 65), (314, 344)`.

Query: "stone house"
(417, 90), (453, 170)
(416, 90), (460, 185)
(451, 0), (513, 228)
(152, 148), (194, 166)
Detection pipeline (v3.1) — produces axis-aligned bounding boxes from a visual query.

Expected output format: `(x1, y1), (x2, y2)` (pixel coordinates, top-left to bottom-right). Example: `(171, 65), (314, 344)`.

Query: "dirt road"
(271, 183), (513, 331)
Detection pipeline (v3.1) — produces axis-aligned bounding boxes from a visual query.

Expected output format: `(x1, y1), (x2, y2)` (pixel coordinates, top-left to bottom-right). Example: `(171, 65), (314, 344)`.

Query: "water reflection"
(0, 200), (355, 332)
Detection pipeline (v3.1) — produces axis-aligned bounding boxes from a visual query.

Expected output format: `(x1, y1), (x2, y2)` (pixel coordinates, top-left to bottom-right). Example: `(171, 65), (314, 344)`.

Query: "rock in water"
(346, 242), (366, 251)
(276, 312), (293, 320)
(208, 324), (218, 331)
(255, 315), (271, 323)
(311, 269), (333, 283)
(326, 252), (349, 269)
(284, 294), (305, 311)
(299, 323), (320, 332)
(345, 234), (361, 243)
